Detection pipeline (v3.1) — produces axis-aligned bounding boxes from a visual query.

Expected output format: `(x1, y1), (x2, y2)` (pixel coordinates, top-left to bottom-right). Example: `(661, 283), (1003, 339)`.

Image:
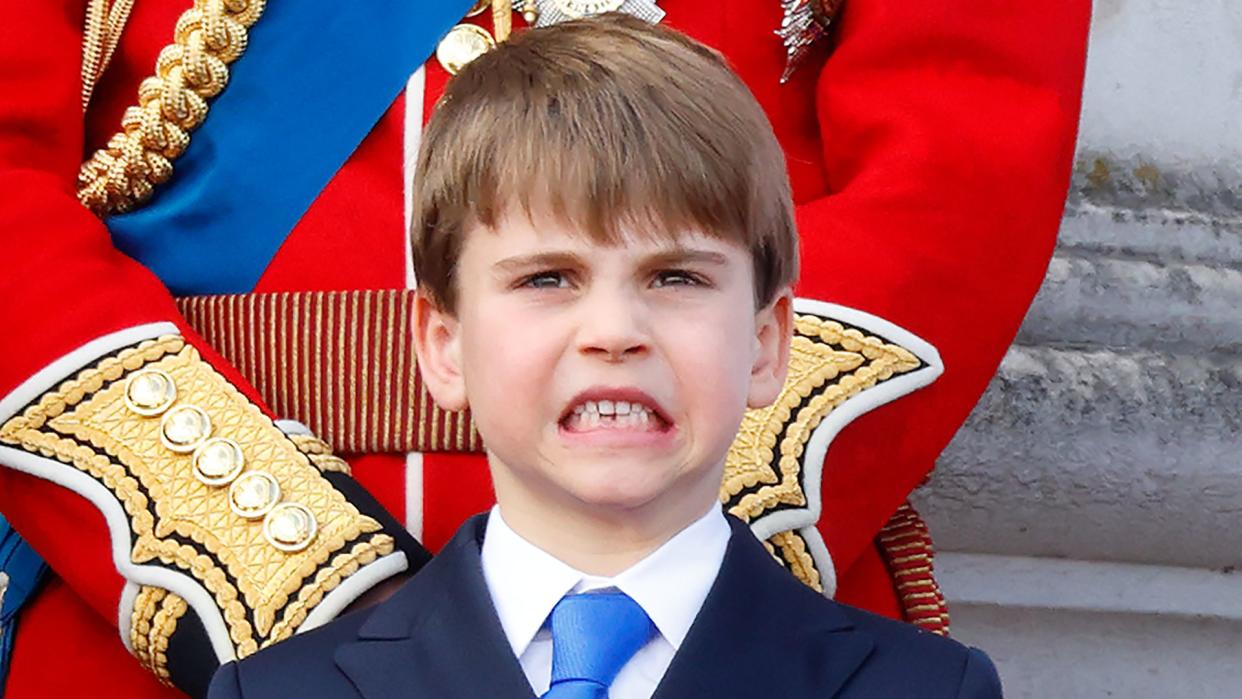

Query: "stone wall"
(913, 2), (1242, 695)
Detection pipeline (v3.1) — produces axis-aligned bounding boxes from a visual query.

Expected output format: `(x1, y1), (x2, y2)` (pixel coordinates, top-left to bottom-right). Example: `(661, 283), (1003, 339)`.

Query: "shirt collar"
(480, 503), (731, 658)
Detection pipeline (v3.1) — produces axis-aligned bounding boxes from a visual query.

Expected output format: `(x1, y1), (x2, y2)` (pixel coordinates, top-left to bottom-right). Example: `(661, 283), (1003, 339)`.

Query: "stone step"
(916, 343), (1242, 569)
(1058, 200), (1242, 268)
(936, 553), (1242, 699)
(1017, 242), (1242, 354)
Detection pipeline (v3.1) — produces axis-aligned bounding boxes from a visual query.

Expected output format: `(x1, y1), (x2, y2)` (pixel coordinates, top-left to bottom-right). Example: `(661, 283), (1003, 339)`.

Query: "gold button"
(229, 471), (281, 519)
(192, 438), (245, 486)
(160, 405), (212, 453)
(125, 369), (176, 416)
(263, 503), (318, 553)
(436, 23), (496, 75)
(466, 0), (490, 16)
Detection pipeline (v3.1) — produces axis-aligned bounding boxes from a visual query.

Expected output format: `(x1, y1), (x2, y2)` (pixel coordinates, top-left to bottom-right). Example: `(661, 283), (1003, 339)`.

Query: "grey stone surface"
(934, 553), (1242, 696)
(950, 604), (1242, 699)
(917, 342), (1242, 569)
(919, 197), (1242, 569)
(934, 552), (1242, 621)
(1056, 200), (1242, 273)
(1069, 152), (1242, 219)
(1078, 0), (1242, 168)
(1018, 234), (1242, 353)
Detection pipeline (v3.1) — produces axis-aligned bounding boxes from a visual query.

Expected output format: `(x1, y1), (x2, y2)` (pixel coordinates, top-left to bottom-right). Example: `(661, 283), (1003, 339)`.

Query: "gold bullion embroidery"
(721, 312), (922, 525)
(0, 335), (394, 658)
(130, 585), (189, 686)
(77, 0), (268, 215)
(288, 433), (351, 475)
(131, 586), (166, 682)
(149, 591), (189, 684)
(767, 529), (823, 593)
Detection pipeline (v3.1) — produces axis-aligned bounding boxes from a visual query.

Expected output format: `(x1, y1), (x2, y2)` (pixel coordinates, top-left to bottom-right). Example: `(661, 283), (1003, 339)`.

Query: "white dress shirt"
(480, 504), (732, 699)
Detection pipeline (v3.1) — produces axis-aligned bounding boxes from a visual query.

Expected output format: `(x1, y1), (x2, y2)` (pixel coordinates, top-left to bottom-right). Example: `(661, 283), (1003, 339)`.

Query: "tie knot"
(545, 591), (654, 695)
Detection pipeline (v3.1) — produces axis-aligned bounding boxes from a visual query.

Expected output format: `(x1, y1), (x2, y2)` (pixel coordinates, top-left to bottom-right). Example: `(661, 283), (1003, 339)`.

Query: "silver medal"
(532, 0), (665, 27)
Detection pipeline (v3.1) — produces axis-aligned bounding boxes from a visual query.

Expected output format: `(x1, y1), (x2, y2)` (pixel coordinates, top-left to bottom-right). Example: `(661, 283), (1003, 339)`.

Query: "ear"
(412, 291), (468, 411)
(747, 289), (794, 409)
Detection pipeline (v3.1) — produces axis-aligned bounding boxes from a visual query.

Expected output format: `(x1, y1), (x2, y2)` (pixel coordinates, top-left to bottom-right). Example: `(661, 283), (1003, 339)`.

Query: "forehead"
(461, 209), (749, 266)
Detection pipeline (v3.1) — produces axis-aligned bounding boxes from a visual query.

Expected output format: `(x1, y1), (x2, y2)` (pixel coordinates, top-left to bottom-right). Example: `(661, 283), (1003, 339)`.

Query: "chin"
(562, 469), (670, 513)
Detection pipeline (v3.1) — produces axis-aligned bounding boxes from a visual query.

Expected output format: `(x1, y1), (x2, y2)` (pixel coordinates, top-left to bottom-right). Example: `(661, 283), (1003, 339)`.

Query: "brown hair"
(410, 13), (798, 311)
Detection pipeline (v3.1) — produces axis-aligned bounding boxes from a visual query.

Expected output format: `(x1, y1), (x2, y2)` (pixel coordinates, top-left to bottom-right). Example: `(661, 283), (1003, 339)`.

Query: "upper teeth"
(574, 400), (652, 418)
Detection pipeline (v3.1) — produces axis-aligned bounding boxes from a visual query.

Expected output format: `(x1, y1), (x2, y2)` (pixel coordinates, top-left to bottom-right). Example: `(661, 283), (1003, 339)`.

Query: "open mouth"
(558, 391), (673, 435)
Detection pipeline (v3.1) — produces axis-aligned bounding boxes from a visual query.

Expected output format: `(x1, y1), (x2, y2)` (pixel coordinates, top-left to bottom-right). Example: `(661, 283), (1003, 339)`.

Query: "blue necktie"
(542, 591), (655, 698)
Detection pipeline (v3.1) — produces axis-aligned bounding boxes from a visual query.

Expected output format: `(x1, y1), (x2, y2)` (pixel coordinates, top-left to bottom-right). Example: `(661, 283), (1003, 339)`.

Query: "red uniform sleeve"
(0, 6), (426, 694)
(797, 1), (1090, 573)
(0, 0), (181, 623)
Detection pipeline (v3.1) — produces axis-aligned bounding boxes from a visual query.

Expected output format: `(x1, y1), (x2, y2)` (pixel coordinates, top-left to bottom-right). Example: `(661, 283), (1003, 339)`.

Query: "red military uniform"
(0, 1), (1089, 696)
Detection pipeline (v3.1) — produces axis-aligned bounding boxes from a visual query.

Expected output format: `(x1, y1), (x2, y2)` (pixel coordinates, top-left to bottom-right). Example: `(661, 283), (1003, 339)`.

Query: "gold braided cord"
(81, 0), (139, 110)
(78, 0), (267, 215)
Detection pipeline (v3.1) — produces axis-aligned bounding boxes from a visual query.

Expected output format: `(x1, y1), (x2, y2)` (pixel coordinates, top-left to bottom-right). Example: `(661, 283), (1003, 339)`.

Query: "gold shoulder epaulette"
(720, 298), (942, 596)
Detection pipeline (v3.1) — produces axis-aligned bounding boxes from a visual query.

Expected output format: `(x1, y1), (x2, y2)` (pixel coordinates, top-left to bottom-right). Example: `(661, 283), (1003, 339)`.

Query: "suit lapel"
(652, 516), (875, 698)
(334, 515), (536, 699)
(335, 513), (874, 698)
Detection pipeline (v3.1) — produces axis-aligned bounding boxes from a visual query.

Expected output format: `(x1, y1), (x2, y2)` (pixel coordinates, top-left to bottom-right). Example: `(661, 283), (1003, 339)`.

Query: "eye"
(652, 270), (707, 288)
(519, 270), (571, 289)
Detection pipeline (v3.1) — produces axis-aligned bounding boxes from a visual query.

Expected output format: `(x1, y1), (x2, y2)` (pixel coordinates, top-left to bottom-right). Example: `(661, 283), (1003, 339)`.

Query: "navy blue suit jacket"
(208, 513), (1002, 698)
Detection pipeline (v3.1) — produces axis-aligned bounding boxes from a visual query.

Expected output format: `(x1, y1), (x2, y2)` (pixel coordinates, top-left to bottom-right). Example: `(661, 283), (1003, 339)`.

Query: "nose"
(576, 287), (649, 362)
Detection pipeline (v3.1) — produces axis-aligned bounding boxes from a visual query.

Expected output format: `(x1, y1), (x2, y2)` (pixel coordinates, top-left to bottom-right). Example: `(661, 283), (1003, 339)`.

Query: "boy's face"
(415, 210), (792, 527)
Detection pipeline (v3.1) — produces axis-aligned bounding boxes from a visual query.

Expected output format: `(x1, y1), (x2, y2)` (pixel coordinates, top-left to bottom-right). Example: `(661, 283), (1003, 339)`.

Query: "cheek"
(667, 314), (754, 427)
(460, 306), (560, 427)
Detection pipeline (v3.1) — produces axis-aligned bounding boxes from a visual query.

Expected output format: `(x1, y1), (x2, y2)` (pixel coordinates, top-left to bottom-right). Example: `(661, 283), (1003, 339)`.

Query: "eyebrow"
(491, 247), (731, 274)
(492, 251), (588, 275)
(642, 248), (731, 268)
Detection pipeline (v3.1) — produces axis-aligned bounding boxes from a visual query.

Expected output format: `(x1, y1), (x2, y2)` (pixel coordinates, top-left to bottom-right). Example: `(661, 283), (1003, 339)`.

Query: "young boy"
(208, 15), (1001, 699)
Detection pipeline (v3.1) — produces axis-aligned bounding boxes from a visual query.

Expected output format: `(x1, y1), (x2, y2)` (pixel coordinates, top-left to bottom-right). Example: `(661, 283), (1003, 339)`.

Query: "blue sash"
(108, 0), (473, 296)
(0, 516), (48, 693)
